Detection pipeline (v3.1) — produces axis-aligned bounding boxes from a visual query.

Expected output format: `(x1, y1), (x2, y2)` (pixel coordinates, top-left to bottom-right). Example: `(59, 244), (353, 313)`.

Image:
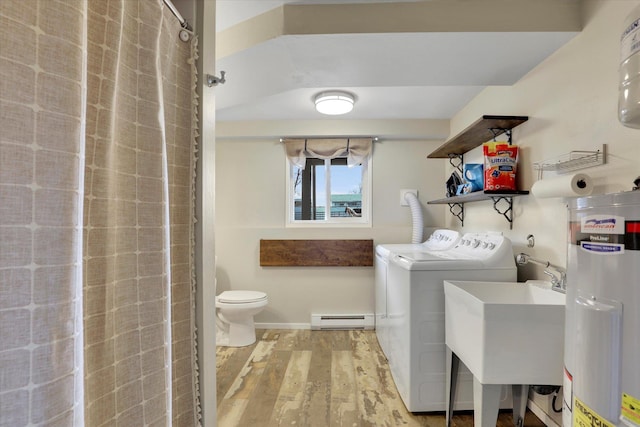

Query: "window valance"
(282, 138), (373, 168)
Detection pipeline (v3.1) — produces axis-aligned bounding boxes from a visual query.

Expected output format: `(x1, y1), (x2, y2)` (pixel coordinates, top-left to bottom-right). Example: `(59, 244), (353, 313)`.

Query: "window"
(284, 138), (372, 227)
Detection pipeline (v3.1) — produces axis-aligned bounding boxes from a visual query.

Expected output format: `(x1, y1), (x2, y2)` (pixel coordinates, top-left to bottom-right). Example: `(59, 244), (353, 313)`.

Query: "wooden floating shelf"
(426, 115), (529, 228)
(427, 115), (529, 158)
(260, 239), (374, 267)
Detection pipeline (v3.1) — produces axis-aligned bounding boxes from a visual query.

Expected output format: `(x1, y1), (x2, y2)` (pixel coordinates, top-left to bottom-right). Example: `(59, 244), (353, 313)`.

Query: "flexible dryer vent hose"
(404, 192), (424, 244)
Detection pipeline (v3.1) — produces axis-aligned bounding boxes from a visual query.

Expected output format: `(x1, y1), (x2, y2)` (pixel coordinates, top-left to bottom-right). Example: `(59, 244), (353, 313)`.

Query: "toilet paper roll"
(531, 173), (594, 198)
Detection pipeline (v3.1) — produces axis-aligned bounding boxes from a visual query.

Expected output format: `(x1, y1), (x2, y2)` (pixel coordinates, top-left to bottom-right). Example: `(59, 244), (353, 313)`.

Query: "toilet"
(215, 290), (268, 347)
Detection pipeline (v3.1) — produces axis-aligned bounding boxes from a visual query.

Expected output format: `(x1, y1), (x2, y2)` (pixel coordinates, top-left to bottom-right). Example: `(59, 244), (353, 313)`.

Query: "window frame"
(285, 153), (372, 228)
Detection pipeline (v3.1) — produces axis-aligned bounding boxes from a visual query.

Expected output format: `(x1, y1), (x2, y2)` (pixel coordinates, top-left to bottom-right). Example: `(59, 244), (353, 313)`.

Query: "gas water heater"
(563, 191), (640, 427)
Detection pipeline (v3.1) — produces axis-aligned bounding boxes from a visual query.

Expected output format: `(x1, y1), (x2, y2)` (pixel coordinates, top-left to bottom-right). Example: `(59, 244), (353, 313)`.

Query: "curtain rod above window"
(163, 0), (192, 31)
(281, 138), (373, 168)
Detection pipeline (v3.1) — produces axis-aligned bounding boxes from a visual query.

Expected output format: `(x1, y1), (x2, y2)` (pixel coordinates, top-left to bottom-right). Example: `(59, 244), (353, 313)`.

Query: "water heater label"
(581, 215), (626, 234)
(574, 396), (616, 427)
(621, 393), (640, 427)
(581, 241), (625, 254)
(564, 367), (574, 427)
(571, 220), (640, 251)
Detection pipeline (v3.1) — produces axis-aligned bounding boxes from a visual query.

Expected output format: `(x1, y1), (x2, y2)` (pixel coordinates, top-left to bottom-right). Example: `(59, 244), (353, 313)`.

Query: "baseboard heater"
(311, 314), (374, 330)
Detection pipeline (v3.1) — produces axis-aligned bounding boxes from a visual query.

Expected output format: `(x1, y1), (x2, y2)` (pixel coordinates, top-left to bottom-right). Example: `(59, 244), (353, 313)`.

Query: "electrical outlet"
(400, 189), (418, 206)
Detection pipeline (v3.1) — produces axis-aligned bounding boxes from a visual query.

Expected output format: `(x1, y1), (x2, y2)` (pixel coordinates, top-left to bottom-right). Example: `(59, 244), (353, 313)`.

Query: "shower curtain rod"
(163, 0), (192, 31)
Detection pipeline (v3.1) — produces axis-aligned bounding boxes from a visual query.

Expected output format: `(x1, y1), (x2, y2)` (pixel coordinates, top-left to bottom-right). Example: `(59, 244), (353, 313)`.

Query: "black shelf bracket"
(489, 128), (513, 144)
(490, 196), (514, 229)
(448, 153), (463, 174)
(448, 203), (464, 227)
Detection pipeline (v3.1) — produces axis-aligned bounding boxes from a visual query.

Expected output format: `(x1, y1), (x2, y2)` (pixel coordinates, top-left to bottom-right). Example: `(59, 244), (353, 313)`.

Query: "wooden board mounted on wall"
(259, 239), (374, 267)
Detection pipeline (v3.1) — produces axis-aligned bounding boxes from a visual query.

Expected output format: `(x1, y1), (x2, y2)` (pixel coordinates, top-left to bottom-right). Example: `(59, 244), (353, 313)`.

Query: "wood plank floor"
(216, 329), (547, 427)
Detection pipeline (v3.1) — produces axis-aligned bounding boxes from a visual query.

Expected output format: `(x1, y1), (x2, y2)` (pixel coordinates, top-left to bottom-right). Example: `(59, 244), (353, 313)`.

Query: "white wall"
(448, 0), (640, 276)
(215, 134), (446, 325)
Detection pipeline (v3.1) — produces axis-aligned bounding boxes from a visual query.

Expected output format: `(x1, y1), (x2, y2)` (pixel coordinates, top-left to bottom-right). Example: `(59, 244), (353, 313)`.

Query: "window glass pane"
(293, 165), (302, 220)
(330, 160), (362, 218)
(288, 155), (369, 225)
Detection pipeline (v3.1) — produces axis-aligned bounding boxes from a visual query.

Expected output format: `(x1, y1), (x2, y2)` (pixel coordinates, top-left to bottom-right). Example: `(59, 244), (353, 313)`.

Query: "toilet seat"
(216, 290), (268, 347)
(217, 290), (267, 304)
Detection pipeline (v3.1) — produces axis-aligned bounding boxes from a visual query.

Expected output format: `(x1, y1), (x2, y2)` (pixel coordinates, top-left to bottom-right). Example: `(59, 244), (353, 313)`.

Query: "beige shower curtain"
(0, 0), (200, 425)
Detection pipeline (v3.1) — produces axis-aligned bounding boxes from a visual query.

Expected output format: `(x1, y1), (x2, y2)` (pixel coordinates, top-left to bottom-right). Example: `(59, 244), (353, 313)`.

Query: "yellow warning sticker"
(621, 393), (640, 427)
(574, 396), (615, 427)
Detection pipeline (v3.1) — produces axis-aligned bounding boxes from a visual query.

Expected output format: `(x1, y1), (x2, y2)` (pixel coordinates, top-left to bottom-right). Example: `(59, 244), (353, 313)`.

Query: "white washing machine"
(386, 232), (517, 412)
(375, 229), (461, 358)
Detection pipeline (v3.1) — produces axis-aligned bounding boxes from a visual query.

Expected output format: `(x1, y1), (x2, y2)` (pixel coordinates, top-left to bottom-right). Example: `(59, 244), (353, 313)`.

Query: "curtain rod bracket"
(206, 72), (226, 87)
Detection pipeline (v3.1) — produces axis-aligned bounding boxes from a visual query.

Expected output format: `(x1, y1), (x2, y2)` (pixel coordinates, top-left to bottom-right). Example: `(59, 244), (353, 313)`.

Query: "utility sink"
(444, 280), (566, 385)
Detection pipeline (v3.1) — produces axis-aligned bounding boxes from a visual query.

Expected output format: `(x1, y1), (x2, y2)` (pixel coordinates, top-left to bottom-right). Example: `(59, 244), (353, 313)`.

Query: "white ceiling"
(214, 0), (582, 123)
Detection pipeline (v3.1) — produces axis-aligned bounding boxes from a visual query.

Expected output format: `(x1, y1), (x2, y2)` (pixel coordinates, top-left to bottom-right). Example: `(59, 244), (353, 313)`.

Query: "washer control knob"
(481, 242), (488, 249)
(472, 239), (480, 248)
(488, 243), (496, 250)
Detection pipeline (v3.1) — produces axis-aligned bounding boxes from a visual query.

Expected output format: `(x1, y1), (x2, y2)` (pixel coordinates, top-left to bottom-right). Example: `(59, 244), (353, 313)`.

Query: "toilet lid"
(217, 290), (267, 304)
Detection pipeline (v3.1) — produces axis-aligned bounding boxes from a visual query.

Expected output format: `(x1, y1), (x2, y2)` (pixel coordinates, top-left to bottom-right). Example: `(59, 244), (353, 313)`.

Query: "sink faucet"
(516, 253), (567, 293)
(543, 268), (567, 293)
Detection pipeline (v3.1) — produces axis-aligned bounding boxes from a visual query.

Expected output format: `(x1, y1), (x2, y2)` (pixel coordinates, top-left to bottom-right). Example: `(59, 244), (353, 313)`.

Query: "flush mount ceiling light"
(314, 91), (355, 115)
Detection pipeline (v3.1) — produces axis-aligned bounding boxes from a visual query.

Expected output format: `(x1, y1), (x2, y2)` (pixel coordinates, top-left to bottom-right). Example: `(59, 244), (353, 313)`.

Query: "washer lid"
(218, 290), (267, 304)
(391, 254), (485, 271)
(376, 243), (429, 259)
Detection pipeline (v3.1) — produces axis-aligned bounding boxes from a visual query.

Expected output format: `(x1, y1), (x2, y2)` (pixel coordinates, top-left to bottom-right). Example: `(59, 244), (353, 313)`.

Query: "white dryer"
(375, 229), (461, 358)
(386, 232), (517, 412)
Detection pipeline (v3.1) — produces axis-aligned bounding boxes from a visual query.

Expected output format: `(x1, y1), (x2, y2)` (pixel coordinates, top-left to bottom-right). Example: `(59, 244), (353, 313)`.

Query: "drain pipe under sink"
(404, 192), (424, 244)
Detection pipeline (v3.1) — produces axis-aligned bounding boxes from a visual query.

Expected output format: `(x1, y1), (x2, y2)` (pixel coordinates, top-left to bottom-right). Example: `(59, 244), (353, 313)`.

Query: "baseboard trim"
(256, 323), (310, 330)
(311, 314), (374, 330)
(528, 398), (561, 427)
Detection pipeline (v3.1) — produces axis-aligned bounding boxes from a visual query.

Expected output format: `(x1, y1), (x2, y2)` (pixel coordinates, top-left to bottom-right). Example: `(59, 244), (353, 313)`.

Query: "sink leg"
(512, 384), (529, 427)
(473, 377), (501, 427)
(445, 347), (460, 427)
